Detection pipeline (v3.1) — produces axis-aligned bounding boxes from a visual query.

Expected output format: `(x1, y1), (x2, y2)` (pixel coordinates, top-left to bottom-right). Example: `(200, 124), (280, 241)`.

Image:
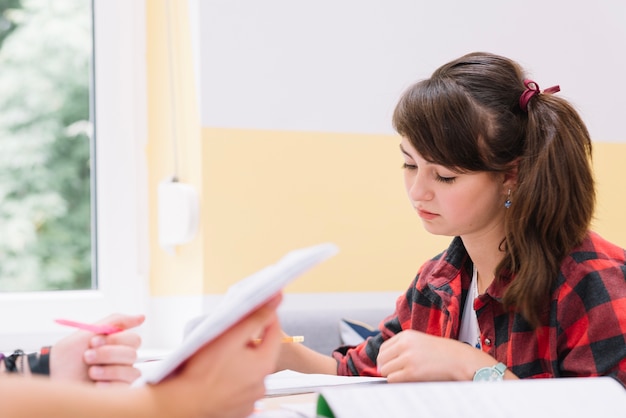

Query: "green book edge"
(316, 394), (335, 418)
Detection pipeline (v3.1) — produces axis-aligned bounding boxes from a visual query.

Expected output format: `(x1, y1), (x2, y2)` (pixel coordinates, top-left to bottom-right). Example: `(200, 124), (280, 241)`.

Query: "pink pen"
(54, 319), (123, 335)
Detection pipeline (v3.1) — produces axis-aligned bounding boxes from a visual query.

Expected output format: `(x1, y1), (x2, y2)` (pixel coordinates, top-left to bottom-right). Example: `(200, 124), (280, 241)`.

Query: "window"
(0, 0), (147, 352)
(0, 0), (92, 292)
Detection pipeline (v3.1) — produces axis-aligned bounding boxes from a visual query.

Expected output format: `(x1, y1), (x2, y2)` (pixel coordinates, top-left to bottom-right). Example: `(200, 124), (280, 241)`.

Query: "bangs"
(392, 78), (491, 172)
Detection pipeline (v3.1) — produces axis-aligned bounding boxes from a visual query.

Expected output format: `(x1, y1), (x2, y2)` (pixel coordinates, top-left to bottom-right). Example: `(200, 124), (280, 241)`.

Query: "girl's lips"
(417, 208), (438, 220)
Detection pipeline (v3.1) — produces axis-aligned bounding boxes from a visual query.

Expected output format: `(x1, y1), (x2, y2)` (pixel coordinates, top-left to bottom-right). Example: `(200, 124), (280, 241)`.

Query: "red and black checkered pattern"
(333, 232), (626, 387)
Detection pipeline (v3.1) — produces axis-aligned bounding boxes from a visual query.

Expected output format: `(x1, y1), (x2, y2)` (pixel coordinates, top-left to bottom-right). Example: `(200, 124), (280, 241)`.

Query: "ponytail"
(500, 90), (595, 326)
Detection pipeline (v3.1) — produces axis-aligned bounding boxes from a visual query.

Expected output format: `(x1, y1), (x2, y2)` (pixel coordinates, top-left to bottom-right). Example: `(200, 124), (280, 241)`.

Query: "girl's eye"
(436, 174), (456, 184)
(402, 162), (417, 170)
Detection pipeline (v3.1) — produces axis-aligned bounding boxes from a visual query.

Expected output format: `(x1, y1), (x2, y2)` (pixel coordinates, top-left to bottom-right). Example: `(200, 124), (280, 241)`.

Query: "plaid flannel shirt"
(333, 232), (626, 387)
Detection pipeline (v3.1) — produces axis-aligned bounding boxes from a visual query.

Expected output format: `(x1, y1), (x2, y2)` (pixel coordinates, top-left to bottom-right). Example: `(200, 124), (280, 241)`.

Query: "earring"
(504, 189), (512, 209)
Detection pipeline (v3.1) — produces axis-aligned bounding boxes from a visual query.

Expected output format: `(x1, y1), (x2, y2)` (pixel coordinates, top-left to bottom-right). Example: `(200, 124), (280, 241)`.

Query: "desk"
(251, 370), (386, 417)
(252, 393), (318, 417)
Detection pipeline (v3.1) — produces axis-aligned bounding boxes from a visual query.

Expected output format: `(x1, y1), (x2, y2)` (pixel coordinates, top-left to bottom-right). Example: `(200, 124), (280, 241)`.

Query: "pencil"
(253, 335), (304, 344)
(282, 335), (304, 343)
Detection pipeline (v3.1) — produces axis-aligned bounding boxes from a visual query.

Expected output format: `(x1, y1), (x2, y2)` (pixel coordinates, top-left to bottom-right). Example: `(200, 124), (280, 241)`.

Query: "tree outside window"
(0, 0), (92, 291)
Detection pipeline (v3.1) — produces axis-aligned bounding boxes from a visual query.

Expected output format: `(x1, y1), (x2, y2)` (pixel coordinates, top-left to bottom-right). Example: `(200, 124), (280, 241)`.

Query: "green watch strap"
(493, 362), (507, 375)
(473, 362), (507, 381)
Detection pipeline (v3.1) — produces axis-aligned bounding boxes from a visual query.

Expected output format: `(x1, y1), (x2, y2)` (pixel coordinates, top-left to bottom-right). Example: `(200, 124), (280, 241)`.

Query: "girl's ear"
(503, 158), (520, 189)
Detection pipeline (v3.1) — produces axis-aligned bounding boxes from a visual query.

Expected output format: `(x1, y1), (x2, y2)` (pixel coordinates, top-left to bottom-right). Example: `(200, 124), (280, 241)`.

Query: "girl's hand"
(376, 330), (494, 382)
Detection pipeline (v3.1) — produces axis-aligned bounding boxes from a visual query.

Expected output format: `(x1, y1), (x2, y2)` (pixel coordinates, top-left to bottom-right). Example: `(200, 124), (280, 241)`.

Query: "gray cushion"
(184, 306), (389, 356)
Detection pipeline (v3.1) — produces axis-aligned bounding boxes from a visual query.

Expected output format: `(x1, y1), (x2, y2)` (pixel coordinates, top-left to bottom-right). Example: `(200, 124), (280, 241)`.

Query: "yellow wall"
(148, 124), (626, 296)
(196, 129), (626, 295)
(591, 142), (626, 244)
(200, 128), (451, 294)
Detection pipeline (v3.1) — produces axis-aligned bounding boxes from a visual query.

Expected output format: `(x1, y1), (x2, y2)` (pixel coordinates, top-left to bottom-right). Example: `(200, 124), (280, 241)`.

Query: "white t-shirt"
(458, 266), (481, 349)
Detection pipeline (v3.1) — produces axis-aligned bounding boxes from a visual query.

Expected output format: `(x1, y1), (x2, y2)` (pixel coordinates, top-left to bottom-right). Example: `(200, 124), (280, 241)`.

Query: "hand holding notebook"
(136, 242), (339, 385)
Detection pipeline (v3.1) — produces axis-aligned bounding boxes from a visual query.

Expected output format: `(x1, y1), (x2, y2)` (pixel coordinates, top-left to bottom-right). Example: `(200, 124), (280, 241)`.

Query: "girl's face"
(400, 137), (508, 240)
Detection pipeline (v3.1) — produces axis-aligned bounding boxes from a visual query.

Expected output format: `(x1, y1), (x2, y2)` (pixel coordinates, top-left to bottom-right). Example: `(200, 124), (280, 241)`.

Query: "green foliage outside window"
(0, 0), (92, 291)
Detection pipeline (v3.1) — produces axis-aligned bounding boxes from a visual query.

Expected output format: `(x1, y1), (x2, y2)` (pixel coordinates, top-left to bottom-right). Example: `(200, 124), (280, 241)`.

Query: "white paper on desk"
(316, 377), (626, 418)
(137, 243), (339, 385)
(265, 369), (387, 396)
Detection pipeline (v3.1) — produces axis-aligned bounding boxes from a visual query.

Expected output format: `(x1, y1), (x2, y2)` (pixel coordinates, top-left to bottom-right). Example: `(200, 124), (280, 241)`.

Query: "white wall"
(197, 0), (626, 142)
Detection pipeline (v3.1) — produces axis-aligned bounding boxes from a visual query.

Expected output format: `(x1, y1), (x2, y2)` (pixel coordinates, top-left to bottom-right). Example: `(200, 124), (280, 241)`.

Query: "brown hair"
(392, 52), (595, 327)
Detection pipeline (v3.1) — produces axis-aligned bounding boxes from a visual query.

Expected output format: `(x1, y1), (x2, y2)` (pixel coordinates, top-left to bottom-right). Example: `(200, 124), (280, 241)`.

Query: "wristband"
(4, 349), (25, 374)
(28, 346), (51, 376)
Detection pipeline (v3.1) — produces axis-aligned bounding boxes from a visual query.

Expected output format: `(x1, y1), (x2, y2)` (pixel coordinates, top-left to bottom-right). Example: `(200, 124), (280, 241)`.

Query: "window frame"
(0, 0), (148, 352)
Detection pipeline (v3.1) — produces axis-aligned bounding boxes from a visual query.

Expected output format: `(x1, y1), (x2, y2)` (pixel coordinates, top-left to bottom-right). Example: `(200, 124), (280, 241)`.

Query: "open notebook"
(265, 369), (386, 397)
(136, 242), (339, 385)
(315, 377), (626, 418)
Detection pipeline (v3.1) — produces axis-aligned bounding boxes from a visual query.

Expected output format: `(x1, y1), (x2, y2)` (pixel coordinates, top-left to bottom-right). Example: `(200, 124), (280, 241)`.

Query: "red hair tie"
(519, 79), (560, 112)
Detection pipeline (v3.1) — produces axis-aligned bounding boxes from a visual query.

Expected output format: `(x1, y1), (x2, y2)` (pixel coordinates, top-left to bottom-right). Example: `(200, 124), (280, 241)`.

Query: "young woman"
(277, 52), (626, 386)
(0, 293), (282, 418)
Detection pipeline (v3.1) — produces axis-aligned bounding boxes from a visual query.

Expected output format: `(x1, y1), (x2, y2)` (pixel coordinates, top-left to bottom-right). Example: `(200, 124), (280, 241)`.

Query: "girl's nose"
(406, 172), (432, 202)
